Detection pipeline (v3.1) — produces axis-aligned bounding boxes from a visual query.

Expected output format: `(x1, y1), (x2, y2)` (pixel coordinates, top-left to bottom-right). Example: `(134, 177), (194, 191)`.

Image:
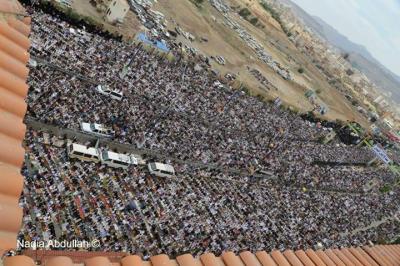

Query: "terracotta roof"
(0, 0), (30, 258)
(0, 3), (400, 266)
(2, 246), (400, 265)
(0, 0), (26, 22)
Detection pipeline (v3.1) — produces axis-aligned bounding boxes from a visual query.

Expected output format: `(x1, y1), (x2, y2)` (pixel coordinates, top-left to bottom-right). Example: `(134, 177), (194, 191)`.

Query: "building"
(105, 0), (129, 23)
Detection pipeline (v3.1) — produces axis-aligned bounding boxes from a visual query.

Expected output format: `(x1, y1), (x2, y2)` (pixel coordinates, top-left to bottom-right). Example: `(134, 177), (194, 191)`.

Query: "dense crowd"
(20, 129), (400, 257)
(19, 6), (400, 257)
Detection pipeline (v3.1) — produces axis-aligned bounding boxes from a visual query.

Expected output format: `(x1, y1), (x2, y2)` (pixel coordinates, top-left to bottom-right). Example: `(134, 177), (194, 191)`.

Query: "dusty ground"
(71, 0), (142, 40)
(154, 0), (369, 126)
(72, 0), (369, 126)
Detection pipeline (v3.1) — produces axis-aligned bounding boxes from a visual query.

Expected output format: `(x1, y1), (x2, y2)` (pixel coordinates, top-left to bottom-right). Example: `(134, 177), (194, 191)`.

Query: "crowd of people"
(19, 5), (400, 257)
(20, 129), (400, 257)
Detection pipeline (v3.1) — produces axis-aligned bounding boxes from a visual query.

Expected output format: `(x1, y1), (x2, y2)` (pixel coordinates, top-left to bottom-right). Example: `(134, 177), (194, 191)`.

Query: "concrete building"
(105, 0), (129, 23)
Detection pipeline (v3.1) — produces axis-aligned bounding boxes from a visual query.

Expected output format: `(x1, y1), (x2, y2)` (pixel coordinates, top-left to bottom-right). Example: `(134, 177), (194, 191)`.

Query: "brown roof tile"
(341, 248), (362, 266)
(4, 247), (400, 265)
(363, 246), (392, 266)
(200, 253), (221, 266)
(387, 245), (400, 261)
(0, 34), (29, 63)
(354, 248), (379, 266)
(0, 86), (28, 117)
(324, 249), (346, 266)
(0, 21), (30, 50)
(45, 256), (74, 266)
(121, 255), (144, 266)
(255, 251), (277, 266)
(150, 254), (175, 266)
(295, 250), (316, 266)
(374, 245), (397, 266)
(177, 254), (201, 266)
(7, 17), (31, 36)
(3, 255), (35, 266)
(0, 0), (25, 15)
(270, 250), (291, 266)
(382, 245), (400, 265)
(222, 252), (245, 266)
(305, 249), (327, 266)
(282, 250), (304, 266)
(0, 164), (23, 198)
(347, 248), (374, 266)
(239, 251), (262, 266)
(0, 49), (28, 78)
(332, 249), (355, 266)
(84, 256), (112, 266)
(315, 250), (336, 266)
(0, 4), (29, 258)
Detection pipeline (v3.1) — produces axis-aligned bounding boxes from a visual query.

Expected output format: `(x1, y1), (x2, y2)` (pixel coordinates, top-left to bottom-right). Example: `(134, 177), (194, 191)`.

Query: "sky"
(290, 0), (400, 77)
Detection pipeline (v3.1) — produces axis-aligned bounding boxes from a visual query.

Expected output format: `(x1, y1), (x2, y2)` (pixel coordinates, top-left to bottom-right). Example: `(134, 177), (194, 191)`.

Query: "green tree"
(239, 8), (251, 18)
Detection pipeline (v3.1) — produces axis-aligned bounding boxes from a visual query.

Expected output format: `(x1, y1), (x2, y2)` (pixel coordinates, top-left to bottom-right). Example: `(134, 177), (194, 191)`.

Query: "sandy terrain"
(73, 0), (369, 126)
(71, 0), (141, 40)
(152, 0), (369, 126)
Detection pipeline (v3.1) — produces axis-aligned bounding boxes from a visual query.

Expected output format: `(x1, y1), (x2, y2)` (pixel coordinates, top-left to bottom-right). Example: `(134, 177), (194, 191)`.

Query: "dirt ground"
(71, 0), (142, 40)
(72, 0), (369, 126)
(154, 0), (369, 127)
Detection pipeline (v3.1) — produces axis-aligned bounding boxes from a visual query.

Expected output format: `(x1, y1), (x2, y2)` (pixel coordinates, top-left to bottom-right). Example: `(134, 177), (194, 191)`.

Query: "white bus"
(148, 162), (175, 178)
(67, 143), (100, 163)
(100, 150), (138, 169)
(80, 122), (114, 138)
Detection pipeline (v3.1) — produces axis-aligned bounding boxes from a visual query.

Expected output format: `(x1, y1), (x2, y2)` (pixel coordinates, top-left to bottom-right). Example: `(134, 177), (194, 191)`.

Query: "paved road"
(25, 117), (368, 196)
(25, 116), (260, 177)
(32, 56), (96, 85)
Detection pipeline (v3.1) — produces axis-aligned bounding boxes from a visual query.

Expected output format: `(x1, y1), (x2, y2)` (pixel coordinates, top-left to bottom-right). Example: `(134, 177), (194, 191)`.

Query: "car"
(96, 85), (123, 101)
(80, 122), (114, 138)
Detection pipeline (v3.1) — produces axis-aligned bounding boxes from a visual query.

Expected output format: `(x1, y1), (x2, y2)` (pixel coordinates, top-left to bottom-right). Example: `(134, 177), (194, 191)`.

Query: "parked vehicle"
(96, 85), (123, 101)
(148, 162), (175, 178)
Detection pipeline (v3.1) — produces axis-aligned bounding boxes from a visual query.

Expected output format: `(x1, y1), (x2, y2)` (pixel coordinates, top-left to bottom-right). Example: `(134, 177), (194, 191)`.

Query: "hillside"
(311, 16), (400, 103)
(280, 0), (400, 103)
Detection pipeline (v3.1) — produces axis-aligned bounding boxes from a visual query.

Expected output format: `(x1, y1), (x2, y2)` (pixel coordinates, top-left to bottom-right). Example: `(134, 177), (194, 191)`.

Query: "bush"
(256, 94), (265, 101)
(249, 17), (258, 25)
(379, 184), (391, 193)
(241, 86), (250, 95)
(298, 67), (304, 74)
(239, 8), (251, 18)
(190, 0), (204, 7)
(315, 89), (322, 94)
(260, 1), (291, 37)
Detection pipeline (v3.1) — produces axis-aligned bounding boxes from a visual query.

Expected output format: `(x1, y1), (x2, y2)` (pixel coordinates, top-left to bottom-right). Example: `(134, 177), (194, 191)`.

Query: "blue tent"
(137, 32), (170, 53)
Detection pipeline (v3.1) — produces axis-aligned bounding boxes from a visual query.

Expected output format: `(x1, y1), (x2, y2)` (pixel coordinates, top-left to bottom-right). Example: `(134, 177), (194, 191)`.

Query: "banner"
(371, 144), (391, 164)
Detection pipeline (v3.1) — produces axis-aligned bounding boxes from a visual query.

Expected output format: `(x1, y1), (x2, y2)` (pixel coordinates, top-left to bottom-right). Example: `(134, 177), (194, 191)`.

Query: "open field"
(154, 0), (369, 126)
(68, 0), (369, 126)
(71, 0), (142, 40)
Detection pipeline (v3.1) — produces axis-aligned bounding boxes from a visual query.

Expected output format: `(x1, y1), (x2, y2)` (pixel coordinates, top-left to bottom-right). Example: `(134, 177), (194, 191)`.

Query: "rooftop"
(2, 245), (399, 265)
